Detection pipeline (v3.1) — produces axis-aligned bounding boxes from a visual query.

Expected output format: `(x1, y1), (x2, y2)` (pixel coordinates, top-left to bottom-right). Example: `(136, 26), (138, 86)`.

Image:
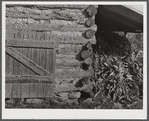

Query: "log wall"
(6, 4), (98, 95)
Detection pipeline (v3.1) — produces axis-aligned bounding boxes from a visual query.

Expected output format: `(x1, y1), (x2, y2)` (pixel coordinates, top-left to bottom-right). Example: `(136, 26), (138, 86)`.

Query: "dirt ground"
(5, 95), (143, 109)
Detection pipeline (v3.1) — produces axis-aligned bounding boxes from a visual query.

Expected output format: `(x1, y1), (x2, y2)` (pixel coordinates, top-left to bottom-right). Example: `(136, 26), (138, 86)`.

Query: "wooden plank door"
(5, 29), (56, 98)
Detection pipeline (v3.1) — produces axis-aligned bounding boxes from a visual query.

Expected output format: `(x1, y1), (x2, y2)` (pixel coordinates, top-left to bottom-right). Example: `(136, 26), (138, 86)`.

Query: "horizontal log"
(6, 22), (97, 32)
(55, 77), (80, 85)
(6, 5), (98, 9)
(6, 9), (86, 21)
(6, 47), (52, 76)
(58, 43), (83, 54)
(56, 54), (76, 60)
(6, 75), (53, 83)
(6, 6), (82, 14)
(6, 39), (55, 48)
(54, 86), (77, 93)
(56, 60), (80, 69)
(55, 69), (94, 78)
(52, 31), (96, 44)
(6, 16), (95, 28)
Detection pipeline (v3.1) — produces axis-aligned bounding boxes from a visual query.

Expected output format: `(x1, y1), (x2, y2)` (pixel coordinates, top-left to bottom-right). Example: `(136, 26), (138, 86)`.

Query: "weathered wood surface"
(81, 50), (90, 59)
(58, 43), (82, 53)
(6, 10), (85, 21)
(6, 39), (55, 48)
(84, 58), (92, 65)
(12, 83), (21, 98)
(52, 48), (56, 78)
(22, 48), (33, 75)
(6, 28), (96, 45)
(30, 83), (37, 98)
(46, 83), (53, 97)
(6, 30), (58, 48)
(37, 83), (47, 97)
(6, 47), (54, 76)
(55, 85), (77, 93)
(6, 54), (13, 75)
(13, 48), (22, 75)
(5, 83), (13, 98)
(21, 83), (30, 98)
(5, 4), (98, 98)
(86, 41), (92, 50)
(46, 49), (54, 74)
(56, 54), (76, 60)
(6, 83), (53, 98)
(6, 5), (96, 22)
(51, 31), (96, 44)
(39, 49), (47, 70)
(6, 47), (52, 76)
(85, 5), (97, 17)
(56, 60), (81, 69)
(6, 17), (95, 29)
(56, 54), (80, 68)
(6, 75), (53, 83)
(55, 69), (94, 78)
(6, 4), (98, 9)
(6, 22), (97, 32)
(84, 29), (95, 39)
(85, 18), (95, 27)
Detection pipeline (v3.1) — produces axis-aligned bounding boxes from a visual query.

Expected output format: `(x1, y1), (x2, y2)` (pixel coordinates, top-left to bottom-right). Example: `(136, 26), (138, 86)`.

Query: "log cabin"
(5, 4), (143, 100)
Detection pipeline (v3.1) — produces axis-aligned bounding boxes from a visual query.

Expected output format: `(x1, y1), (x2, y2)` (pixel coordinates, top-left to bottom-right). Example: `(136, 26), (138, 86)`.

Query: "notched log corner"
(85, 5), (97, 17)
(81, 50), (90, 60)
(84, 29), (95, 39)
(85, 18), (95, 27)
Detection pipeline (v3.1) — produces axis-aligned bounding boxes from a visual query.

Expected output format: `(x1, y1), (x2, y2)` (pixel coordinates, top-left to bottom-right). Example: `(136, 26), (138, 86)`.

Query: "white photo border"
(2, 1), (147, 119)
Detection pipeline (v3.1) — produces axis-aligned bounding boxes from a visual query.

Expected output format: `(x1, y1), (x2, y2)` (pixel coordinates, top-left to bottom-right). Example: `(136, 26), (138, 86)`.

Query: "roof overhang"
(95, 5), (143, 33)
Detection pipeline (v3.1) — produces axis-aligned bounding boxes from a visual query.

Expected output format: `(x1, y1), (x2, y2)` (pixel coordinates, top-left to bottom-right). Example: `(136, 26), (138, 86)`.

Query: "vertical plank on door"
(29, 83), (37, 98)
(12, 83), (21, 98)
(21, 30), (31, 75)
(16, 31), (22, 75)
(6, 29), (14, 75)
(39, 32), (47, 71)
(5, 83), (12, 98)
(46, 83), (53, 97)
(13, 48), (22, 75)
(21, 83), (30, 98)
(12, 30), (18, 75)
(39, 49), (47, 70)
(46, 49), (53, 74)
(36, 31), (42, 68)
(6, 54), (13, 75)
(29, 31), (36, 75)
(37, 83), (46, 98)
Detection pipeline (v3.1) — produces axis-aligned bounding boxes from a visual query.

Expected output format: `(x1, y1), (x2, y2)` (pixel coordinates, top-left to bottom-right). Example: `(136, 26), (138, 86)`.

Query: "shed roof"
(95, 5), (143, 33)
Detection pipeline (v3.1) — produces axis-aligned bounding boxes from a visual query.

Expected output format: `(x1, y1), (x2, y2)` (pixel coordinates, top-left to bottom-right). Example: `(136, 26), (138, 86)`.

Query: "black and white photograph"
(2, 1), (147, 119)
